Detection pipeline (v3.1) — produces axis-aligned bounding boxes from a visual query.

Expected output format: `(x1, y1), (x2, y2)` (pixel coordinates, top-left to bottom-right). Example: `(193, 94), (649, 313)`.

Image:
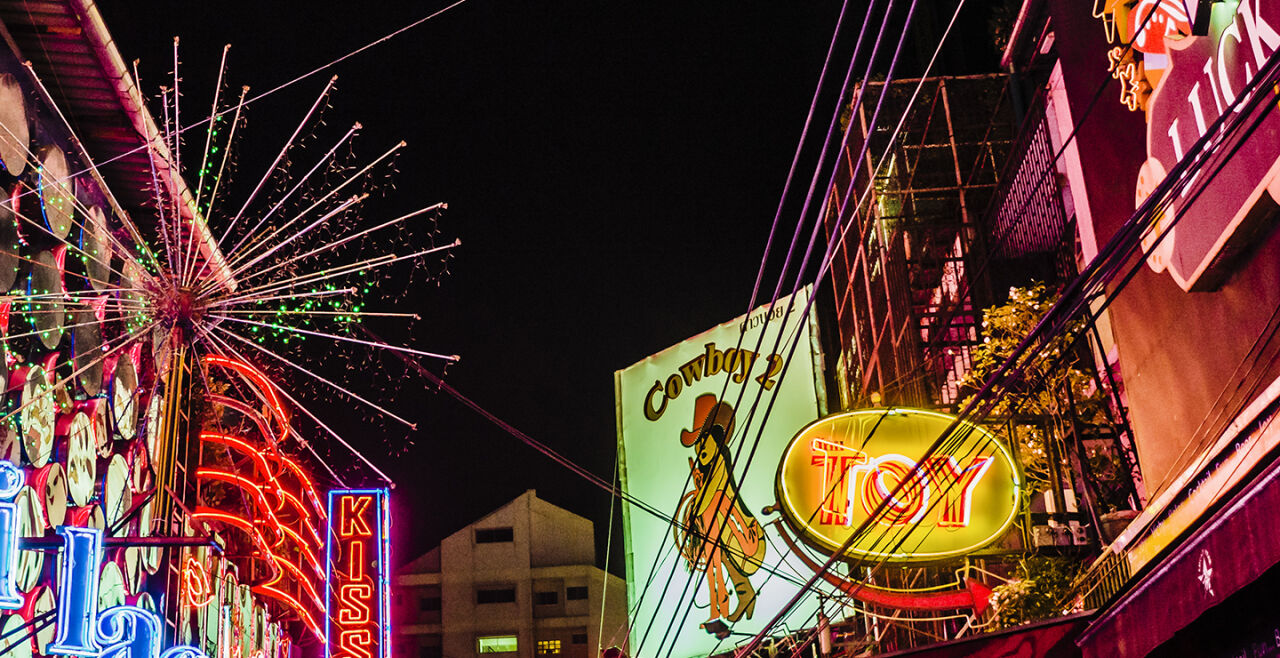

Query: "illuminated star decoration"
(0, 43), (460, 484)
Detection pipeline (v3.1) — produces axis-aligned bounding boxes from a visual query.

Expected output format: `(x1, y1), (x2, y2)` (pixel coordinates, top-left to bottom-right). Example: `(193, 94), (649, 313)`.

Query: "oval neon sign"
(775, 408), (1020, 562)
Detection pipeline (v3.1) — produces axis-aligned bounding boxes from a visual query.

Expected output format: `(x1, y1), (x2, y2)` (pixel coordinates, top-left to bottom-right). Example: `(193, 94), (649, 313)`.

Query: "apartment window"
(477, 587), (517, 604)
(475, 527), (514, 543)
(534, 591), (559, 606)
(565, 586), (588, 601)
(477, 636), (518, 654)
(571, 633), (588, 645)
(419, 596), (440, 611)
(536, 640), (561, 655)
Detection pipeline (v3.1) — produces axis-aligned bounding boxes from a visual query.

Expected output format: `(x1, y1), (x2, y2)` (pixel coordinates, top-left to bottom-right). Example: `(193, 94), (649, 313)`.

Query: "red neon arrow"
(774, 522), (994, 615)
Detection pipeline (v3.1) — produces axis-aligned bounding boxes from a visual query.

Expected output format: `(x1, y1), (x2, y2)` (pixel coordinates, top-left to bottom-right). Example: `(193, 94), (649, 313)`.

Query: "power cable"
(747, 5), (1177, 640)
(736, 44), (1280, 654)
(599, 447), (620, 654)
(362, 327), (816, 592)
(624, 0), (884, 651)
(641, 2), (919, 653)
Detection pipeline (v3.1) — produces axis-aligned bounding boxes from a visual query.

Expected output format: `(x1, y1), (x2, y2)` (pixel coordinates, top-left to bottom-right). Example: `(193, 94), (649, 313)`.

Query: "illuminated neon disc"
(0, 609), (32, 658)
(19, 367), (55, 467)
(98, 560), (126, 609)
(63, 411), (96, 506)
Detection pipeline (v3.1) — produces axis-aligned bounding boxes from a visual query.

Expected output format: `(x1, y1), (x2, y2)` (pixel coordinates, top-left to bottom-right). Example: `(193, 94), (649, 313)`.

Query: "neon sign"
(184, 556), (215, 608)
(775, 408), (1020, 561)
(1115, 0), (1280, 291)
(325, 489), (390, 658)
(0, 462), (210, 658)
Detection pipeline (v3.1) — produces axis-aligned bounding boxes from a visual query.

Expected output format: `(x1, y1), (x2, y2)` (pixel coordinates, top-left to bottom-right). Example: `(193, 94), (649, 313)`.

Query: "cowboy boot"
(725, 562), (757, 622)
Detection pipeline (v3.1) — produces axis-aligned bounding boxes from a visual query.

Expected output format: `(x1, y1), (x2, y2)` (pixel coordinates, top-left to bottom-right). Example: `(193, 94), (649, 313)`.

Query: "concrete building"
(394, 490), (628, 658)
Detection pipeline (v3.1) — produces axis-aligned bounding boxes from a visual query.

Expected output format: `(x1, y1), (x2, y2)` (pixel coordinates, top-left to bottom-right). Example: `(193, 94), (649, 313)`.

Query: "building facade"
(0, 3), (340, 658)
(999, 0), (1280, 655)
(394, 490), (627, 658)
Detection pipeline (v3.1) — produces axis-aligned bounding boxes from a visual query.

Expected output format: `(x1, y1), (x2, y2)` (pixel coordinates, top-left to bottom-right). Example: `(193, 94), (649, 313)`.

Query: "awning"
(876, 613), (1090, 658)
(1076, 444), (1280, 657)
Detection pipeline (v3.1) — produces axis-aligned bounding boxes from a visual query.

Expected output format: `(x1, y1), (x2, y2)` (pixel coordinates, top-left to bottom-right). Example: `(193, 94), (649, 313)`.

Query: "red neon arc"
(205, 398), (283, 455)
(191, 508), (275, 557)
(277, 524), (324, 578)
(276, 453), (325, 519)
(215, 501), (326, 609)
(256, 582), (322, 639)
(195, 468), (286, 543)
(199, 353), (327, 642)
(195, 505), (324, 638)
(775, 523), (994, 614)
(203, 355), (291, 441)
(200, 433), (277, 484)
(196, 434), (325, 568)
(199, 430), (324, 539)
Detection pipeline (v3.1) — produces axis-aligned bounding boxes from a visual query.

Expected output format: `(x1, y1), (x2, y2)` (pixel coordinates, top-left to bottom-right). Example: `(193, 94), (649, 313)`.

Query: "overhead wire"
(723, 3), (1165, 650)
(725, 1), (1172, 649)
(737, 38), (1280, 655)
(624, 0), (877, 651)
(366, 328), (817, 593)
(635, 0), (912, 652)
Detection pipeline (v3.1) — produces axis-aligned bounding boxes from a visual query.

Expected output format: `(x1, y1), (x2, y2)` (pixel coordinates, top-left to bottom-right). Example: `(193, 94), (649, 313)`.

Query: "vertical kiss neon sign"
(0, 461), (211, 658)
(325, 489), (390, 658)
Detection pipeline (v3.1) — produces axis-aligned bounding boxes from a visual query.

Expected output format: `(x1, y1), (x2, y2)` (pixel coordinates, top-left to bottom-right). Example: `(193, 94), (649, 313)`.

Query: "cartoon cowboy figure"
(675, 393), (766, 625)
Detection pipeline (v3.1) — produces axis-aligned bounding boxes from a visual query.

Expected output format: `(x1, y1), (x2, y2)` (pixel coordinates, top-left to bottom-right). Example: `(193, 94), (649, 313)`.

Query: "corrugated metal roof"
(0, 0), (234, 289)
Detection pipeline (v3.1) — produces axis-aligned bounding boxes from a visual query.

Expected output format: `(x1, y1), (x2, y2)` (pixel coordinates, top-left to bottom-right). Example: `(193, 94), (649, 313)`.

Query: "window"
(571, 634), (587, 645)
(536, 640), (561, 655)
(534, 591), (558, 606)
(477, 587), (517, 604)
(419, 596), (440, 611)
(566, 586), (588, 601)
(475, 527), (514, 543)
(477, 636), (518, 654)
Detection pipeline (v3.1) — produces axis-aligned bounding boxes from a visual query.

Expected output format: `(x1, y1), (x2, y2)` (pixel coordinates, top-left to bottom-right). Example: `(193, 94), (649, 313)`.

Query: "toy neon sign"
(0, 462), (210, 658)
(775, 408), (1020, 561)
(325, 489), (390, 658)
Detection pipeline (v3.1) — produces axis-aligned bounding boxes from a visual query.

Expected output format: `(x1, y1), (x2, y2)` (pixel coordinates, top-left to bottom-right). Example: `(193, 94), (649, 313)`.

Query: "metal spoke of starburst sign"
(4, 41), (460, 485)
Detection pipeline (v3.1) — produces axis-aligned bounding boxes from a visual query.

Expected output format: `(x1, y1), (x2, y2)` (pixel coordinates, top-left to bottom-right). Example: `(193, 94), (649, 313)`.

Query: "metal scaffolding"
(825, 74), (1015, 412)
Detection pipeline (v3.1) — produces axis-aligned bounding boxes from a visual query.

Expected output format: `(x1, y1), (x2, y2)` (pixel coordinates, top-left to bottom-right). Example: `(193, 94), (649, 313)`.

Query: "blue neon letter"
(98, 606), (161, 658)
(0, 462), (23, 610)
(48, 526), (103, 656)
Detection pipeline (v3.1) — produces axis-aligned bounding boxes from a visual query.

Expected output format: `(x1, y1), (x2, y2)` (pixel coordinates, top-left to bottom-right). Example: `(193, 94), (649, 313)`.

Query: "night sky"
(96, 1), (1001, 573)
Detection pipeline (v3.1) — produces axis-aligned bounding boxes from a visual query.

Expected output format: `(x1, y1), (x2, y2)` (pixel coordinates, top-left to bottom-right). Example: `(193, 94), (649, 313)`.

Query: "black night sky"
(96, 1), (1002, 573)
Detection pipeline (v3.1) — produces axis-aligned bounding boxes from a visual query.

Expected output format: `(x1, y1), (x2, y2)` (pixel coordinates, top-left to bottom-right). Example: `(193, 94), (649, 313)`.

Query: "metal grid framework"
(985, 99), (1069, 260)
(825, 75), (1015, 412)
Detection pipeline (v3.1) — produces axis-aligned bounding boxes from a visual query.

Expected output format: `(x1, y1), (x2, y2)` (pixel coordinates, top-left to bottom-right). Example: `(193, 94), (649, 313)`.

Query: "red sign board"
(1137, 0), (1280, 290)
(325, 490), (390, 658)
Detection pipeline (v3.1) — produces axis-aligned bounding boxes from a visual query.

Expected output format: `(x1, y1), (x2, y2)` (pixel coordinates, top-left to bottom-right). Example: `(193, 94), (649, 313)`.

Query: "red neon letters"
(808, 439), (995, 528)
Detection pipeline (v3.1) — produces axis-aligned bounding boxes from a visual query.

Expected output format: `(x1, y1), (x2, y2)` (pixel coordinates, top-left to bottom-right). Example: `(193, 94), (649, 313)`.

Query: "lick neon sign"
(776, 408), (1020, 562)
(325, 489), (390, 658)
(0, 461), (210, 658)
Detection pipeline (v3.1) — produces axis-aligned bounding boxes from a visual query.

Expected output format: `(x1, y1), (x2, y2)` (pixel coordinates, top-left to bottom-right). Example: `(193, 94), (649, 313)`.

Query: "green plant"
(960, 284), (1107, 491)
(988, 556), (1081, 629)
